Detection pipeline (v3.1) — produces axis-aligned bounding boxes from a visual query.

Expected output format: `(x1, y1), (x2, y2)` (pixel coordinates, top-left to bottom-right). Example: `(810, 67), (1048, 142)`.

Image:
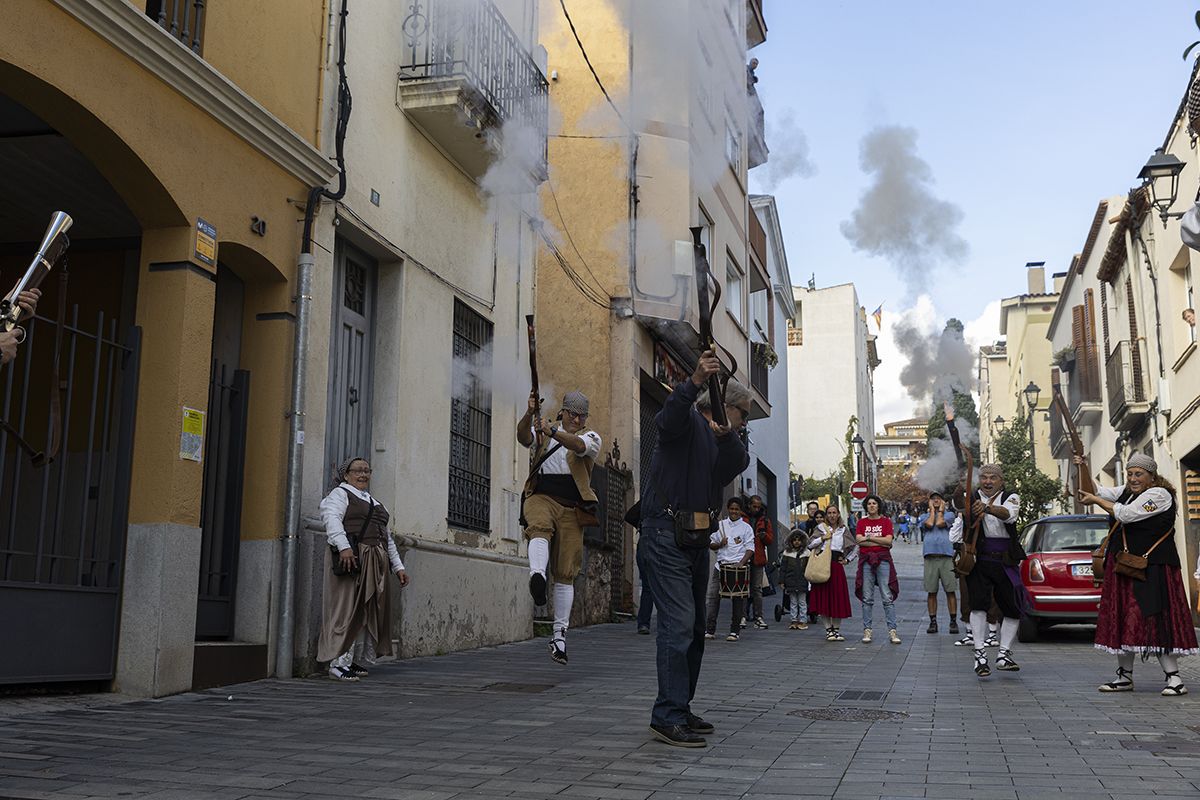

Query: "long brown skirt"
(316, 542), (393, 663)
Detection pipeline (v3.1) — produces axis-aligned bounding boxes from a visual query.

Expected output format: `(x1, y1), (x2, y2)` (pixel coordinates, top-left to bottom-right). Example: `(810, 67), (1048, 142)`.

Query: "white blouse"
(1095, 484), (1174, 525)
(319, 483), (405, 572)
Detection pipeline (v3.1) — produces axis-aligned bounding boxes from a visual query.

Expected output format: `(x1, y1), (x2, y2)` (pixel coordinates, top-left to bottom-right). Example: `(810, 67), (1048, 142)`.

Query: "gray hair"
(696, 379), (752, 415)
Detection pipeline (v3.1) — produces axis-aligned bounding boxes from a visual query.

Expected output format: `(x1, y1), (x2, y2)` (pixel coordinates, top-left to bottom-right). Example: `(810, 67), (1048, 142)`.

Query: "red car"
(1017, 514), (1110, 642)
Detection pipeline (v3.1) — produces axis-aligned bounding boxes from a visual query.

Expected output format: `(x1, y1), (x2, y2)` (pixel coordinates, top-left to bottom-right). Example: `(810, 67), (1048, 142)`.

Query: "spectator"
(705, 498), (754, 642)
(808, 504), (854, 642)
(317, 457), (409, 681)
(919, 492), (959, 635)
(778, 530), (810, 629)
(745, 494), (774, 629)
(856, 495), (900, 644)
(896, 511), (911, 544)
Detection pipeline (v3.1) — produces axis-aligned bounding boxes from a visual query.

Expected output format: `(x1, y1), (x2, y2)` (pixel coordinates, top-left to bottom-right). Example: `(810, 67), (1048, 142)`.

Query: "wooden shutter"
(1083, 288), (1099, 402)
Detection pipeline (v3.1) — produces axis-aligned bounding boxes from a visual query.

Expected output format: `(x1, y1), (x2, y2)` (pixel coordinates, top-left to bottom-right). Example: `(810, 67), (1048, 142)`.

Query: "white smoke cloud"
(751, 109), (816, 192)
(841, 126), (968, 295)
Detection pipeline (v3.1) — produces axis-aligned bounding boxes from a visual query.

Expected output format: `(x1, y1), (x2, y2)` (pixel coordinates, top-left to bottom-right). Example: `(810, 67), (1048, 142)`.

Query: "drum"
(718, 564), (750, 598)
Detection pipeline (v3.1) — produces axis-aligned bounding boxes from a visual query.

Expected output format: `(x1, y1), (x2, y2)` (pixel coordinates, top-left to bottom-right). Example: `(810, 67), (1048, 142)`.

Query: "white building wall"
(787, 283), (874, 488)
(743, 197), (793, 532)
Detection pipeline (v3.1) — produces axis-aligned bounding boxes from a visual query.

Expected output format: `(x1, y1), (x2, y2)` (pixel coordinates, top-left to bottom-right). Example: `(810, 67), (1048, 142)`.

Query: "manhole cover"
(790, 707), (908, 722)
(483, 682), (555, 694)
(836, 690), (886, 702)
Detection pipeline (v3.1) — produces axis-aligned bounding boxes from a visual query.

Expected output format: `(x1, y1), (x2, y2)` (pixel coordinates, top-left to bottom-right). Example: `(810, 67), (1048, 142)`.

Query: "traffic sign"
(851, 498), (864, 513)
(850, 481), (869, 500)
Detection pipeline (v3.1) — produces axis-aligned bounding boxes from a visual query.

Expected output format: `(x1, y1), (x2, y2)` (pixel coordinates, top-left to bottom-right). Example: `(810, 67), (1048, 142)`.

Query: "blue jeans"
(638, 523), (709, 728)
(636, 542), (654, 629)
(860, 559), (897, 631)
(789, 590), (807, 622)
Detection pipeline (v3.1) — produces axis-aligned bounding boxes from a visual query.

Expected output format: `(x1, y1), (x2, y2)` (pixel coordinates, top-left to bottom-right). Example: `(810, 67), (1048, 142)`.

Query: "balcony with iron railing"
(1049, 400), (1069, 459)
(145, 1), (207, 55)
(1066, 351), (1103, 425)
(1105, 340), (1150, 431)
(750, 341), (770, 404)
(398, 0), (549, 182)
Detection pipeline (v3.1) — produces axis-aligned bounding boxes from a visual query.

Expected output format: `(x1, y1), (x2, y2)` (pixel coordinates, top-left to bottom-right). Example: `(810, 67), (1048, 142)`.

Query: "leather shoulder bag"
(1113, 527), (1174, 582)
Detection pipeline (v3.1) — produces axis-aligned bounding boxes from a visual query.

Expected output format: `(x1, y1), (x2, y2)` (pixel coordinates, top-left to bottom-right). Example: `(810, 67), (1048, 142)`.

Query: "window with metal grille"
(448, 300), (493, 532)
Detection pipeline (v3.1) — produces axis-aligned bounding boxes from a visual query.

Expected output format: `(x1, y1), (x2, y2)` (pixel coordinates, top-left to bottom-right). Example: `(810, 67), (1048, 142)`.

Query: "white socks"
(1118, 651), (1135, 672)
(1000, 617), (1019, 651)
(529, 538), (549, 578)
(553, 581), (573, 644)
(970, 611), (988, 645)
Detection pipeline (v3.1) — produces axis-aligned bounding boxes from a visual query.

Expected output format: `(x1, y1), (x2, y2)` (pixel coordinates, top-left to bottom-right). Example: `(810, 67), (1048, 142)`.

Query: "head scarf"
(1128, 453), (1158, 473)
(562, 391), (589, 416)
(333, 456), (367, 488)
(979, 463), (1004, 478)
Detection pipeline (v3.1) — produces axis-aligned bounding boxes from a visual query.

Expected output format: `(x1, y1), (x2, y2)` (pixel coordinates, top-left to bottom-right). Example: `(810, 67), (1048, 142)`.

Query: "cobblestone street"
(2, 545), (1200, 800)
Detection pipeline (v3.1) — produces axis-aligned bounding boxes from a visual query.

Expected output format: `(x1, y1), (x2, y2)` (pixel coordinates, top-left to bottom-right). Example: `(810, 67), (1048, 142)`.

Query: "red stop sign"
(850, 481), (869, 500)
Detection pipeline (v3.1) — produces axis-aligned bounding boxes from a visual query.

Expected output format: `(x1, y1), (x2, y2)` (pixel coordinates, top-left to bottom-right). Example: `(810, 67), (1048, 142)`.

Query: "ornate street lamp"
(851, 433), (864, 483)
(1023, 382), (1041, 465)
(1138, 147), (1187, 227)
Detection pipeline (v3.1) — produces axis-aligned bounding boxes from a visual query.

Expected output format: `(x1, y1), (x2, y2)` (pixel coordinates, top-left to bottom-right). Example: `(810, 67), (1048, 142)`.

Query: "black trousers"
(966, 557), (1021, 619)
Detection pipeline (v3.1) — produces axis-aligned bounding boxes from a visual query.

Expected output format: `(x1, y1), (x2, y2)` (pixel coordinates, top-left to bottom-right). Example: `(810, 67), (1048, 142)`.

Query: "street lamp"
(1023, 382), (1041, 465)
(851, 433), (864, 482)
(1138, 146), (1187, 227)
(994, 415), (1005, 427)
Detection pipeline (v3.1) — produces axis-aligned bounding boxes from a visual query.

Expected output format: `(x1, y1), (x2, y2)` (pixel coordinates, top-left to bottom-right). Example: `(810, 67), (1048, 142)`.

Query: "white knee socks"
(553, 581), (573, 644)
(529, 538), (549, 578)
(1118, 651), (1134, 672)
(970, 611), (988, 645)
(1000, 617), (1019, 651)
(1159, 652), (1182, 687)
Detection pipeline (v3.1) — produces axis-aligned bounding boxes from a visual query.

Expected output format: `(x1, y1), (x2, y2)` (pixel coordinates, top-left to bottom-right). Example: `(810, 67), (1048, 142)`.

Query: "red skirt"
(1094, 556), (1198, 657)
(809, 559), (852, 619)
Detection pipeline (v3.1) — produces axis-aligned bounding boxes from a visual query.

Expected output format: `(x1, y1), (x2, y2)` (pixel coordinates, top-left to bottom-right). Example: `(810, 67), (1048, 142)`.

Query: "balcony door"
(326, 239), (377, 479)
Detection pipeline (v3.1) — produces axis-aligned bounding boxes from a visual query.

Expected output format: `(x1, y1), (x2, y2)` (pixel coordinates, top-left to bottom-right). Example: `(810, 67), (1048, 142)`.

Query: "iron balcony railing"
(400, 0), (549, 159)
(750, 342), (769, 403)
(1105, 340), (1146, 425)
(145, 1), (207, 55)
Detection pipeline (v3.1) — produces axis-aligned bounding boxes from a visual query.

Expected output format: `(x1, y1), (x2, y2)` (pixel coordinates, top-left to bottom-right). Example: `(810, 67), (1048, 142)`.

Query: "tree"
(993, 406), (1068, 529)
(876, 464), (924, 507)
(925, 389), (981, 462)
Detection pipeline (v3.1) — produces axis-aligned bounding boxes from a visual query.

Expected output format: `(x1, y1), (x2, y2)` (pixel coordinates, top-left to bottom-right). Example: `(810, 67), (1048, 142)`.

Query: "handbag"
(330, 490), (375, 576)
(804, 532), (833, 584)
(1092, 520), (1120, 583)
(1113, 527), (1174, 582)
(953, 517), (983, 578)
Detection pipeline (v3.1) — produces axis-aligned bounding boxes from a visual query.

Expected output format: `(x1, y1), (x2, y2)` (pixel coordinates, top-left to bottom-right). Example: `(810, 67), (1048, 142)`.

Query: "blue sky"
(749, 1), (1200, 423)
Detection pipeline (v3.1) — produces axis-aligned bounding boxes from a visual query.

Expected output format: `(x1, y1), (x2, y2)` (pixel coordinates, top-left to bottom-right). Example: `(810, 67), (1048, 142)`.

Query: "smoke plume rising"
(841, 126), (967, 293)
(752, 109), (816, 192)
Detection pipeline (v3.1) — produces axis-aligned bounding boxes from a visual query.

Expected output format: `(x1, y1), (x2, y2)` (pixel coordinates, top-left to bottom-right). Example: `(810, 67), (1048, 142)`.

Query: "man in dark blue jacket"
(640, 350), (751, 748)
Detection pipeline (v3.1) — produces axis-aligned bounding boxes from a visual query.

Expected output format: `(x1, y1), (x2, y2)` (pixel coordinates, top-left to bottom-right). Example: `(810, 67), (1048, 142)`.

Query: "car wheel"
(1017, 615), (1040, 643)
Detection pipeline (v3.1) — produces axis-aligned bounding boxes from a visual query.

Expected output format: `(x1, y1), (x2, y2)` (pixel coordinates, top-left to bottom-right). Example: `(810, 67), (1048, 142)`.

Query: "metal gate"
(326, 239), (376, 478)
(195, 364), (250, 639)
(0, 310), (141, 683)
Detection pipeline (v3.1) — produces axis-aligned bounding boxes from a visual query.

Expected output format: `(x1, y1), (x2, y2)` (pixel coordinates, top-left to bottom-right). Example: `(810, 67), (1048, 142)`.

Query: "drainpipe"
(275, 0), (352, 679)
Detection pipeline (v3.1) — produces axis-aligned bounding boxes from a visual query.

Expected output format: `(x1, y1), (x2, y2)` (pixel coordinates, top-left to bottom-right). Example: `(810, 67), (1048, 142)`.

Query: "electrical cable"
(558, 0), (629, 131)
(546, 178), (609, 298)
(302, 0), (353, 253)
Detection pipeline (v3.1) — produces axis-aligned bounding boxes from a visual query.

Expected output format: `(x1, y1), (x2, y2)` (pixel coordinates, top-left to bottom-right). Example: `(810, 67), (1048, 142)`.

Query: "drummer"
(703, 497), (755, 642)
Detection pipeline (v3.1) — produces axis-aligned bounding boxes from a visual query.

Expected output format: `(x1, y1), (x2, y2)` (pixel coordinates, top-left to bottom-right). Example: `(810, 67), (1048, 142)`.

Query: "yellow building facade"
(0, 0), (333, 695)
(533, 0), (772, 614)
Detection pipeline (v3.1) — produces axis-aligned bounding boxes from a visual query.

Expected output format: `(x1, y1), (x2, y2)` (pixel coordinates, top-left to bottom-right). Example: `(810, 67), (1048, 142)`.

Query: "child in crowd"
(778, 530), (810, 630)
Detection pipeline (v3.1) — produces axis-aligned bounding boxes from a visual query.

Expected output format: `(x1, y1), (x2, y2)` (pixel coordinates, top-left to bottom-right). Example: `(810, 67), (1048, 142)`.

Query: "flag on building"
(872, 304), (883, 330)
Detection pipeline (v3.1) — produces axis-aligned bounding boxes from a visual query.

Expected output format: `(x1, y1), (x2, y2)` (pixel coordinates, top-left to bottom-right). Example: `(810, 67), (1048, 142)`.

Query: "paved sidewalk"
(2, 543), (1200, 800)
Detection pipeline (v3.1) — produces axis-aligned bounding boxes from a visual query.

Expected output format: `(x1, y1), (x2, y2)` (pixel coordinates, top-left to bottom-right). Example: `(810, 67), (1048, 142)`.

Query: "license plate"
(1072, 564), (1093, 577)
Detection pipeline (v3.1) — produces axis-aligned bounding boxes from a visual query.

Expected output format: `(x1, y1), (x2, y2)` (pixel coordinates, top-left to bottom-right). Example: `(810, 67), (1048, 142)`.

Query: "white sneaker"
(888, 629), (901, 644)
(862, 628), (873, 644)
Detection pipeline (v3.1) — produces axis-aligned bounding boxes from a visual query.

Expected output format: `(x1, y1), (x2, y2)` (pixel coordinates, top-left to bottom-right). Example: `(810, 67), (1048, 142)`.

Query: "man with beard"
(638, 350), (751, 748)
(949, 464), (1025, 677)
